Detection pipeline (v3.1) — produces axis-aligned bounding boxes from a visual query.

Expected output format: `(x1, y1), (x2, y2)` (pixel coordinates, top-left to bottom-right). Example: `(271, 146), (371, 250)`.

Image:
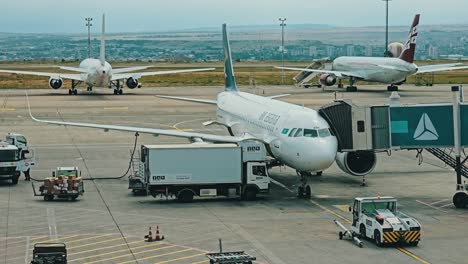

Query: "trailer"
(129, 142), (270, 202)
(32, 167), (84, 201)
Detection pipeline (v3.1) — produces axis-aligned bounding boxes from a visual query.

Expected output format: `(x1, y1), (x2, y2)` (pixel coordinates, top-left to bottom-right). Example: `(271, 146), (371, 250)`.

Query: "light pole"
(85, 17), (93, 58)
(279, 18), (286, 84)
(382, 0), (391, 57)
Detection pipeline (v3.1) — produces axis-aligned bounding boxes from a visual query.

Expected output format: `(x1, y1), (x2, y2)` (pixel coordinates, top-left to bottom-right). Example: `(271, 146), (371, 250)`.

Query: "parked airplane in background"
(27, 24), (378, 198)
(277, 14), (468, 92)
(0, 14), (214, 95)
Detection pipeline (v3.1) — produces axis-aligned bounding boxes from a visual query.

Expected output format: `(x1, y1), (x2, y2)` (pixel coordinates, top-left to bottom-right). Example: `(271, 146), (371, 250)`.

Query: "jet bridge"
(319, 86), (468, 208)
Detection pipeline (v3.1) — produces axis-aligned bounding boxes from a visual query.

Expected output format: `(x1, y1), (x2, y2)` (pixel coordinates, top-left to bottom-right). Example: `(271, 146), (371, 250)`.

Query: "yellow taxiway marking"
(103, 106), (128, 110)
(154, 253), (206, 264)
(66, 234), (115, 244)
(69, 242), (165, 262)
(84, 245), (178, 264)
(116, 248), (193, 264)
(68, 237), (124, 250)
(31, 234), (82, 245)
(333, 204), (351, 213)
(397, 247), (431, 264)
(0, 108), (15, 111)
(68, 241), (143, 256)
(29, 236), (49, 241)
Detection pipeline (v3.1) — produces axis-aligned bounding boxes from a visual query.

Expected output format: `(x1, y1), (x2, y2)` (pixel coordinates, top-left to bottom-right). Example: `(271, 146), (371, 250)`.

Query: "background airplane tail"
(399, 14), (420, 64)
(222, 24), (238, 92)
(100, 14), (106, 66)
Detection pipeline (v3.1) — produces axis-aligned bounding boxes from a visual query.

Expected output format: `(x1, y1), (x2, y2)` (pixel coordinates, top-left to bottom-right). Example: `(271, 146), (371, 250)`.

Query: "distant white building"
(326, 46), (336, 58)
(347, 45), (355, 56)
(309, 46), (318, 57)
(428, 45), (439, 59)
(365, 46), (373, 57)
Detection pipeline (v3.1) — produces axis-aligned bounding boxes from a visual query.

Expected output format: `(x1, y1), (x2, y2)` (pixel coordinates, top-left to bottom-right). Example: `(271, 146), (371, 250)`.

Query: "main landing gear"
(346, 78), (357, 92)
(86, 86), (93, 91)
(110, 80), (123, 95)
(69, 80), (82, 95)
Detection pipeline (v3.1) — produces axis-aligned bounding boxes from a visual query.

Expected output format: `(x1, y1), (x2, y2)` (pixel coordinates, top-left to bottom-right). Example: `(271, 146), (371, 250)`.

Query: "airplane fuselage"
(333, 57), (418, 84)
(79, 59), (113, 87)
(216, 91), (338, 172)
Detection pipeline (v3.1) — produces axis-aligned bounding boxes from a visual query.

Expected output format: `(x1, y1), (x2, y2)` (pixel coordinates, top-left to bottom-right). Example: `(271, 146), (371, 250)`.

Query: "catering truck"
(129, 142), (270, 202)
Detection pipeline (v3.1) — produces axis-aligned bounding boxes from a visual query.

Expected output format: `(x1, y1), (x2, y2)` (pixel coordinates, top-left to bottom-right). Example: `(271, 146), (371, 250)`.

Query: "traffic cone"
(155, 225), (164, 241)
(144, 226), (153, 242)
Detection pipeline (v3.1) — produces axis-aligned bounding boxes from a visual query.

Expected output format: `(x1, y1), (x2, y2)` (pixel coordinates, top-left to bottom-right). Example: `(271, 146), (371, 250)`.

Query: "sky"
(1, 0), (468, 33)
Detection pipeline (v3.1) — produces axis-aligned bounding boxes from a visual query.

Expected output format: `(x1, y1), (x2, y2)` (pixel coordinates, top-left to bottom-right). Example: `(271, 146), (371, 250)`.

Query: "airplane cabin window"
(303, 129), (318, 138)
(294, 128), (303, 137)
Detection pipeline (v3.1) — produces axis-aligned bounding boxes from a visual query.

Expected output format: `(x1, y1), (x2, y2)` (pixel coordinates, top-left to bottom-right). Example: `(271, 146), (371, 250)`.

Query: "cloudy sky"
(1, 0), (468, 33)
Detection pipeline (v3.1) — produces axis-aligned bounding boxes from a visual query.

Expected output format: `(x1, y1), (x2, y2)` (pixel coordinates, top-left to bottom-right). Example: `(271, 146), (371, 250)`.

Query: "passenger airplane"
(0, 14), (214, 95)
(277, 14), (468, 92)
(28, 24), (377, 198)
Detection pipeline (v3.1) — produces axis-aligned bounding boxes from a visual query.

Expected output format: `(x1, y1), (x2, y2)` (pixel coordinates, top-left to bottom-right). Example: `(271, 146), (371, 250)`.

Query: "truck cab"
(350, 197), (421, 246)
(0, 143), (20, 184)
(5, 133), (35, 174)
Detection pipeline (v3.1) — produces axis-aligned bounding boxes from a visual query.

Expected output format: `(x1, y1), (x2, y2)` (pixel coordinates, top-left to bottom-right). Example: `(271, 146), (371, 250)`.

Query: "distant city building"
(346, 45), (355, 56)
(428, 45), (439, 59)
(326, 46), (336, 58)
(309, 46), (318, 57)
(365, 46), (373, 57)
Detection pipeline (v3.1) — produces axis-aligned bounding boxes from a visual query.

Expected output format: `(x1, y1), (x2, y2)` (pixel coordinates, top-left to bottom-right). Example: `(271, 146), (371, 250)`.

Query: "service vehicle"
(32, 167), (84, 201)
(0, 133), (35, 184)
(30, 243), (67, 264)
(129, 142), (270, 202)
(350, 197), (422, 246)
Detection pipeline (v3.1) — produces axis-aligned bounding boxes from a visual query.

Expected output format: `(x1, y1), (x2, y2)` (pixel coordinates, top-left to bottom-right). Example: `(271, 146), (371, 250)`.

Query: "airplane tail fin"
(222, 24), (238, 92)
(100, 13), (106, 66)
(399, 14), (420, 64)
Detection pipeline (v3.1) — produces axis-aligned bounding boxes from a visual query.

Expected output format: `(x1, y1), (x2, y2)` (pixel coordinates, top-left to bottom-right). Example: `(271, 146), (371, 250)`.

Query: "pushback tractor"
(349, 197), (421, 246)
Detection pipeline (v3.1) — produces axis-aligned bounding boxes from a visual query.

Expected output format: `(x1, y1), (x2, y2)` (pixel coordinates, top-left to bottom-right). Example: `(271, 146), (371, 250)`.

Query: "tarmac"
(0, 84), (467, 264)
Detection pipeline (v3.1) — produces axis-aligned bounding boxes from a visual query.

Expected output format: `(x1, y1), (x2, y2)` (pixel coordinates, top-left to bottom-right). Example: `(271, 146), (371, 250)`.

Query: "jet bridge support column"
(451, 86), (467, 208)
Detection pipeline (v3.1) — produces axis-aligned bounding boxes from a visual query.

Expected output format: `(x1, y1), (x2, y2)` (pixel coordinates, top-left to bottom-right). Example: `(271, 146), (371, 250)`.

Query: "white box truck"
(129, 142), (270, 202)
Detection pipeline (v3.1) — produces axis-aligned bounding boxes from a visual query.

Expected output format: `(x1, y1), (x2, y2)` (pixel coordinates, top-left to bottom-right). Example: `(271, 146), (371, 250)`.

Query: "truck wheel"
(297, 186), (304, 198)
(453, 192), (467, 208)
(44, 195), (53, 201)
(243, 187), (257, 201)
(410, 241), (419, 247)
(11, 175), (19, 185)
(374, 230), (382, 247)
(178, 190), (194, 203)
(360, 224), (366, 239)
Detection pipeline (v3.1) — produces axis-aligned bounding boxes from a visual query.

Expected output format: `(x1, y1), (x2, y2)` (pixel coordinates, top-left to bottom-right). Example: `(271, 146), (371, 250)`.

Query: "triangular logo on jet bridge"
(413, 113), (439, 140)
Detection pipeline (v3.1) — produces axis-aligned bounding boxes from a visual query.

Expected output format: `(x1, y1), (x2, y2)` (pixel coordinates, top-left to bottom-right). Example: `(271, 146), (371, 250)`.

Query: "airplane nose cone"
(299, 137), (337, 172)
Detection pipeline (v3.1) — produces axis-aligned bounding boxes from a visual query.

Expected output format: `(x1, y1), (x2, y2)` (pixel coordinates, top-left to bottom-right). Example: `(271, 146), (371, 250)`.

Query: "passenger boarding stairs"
(426, 148), (468, 179)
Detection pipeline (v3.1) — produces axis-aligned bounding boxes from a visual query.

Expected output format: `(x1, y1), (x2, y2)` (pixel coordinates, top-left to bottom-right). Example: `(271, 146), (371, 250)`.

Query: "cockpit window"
(288, 128), (297, 137)
(303, 129), (318, 138)
(294, 129), (303, 137)
(318, 128), (331, 137)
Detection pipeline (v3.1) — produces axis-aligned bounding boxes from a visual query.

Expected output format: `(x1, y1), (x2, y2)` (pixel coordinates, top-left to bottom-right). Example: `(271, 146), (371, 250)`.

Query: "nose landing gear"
(296, 170), (312, 199)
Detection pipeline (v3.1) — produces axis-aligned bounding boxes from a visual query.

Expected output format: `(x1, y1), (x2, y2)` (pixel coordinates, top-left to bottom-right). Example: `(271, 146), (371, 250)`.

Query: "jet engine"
(126, 78), (141, 89)
(319, 74), (337, 86)
(336, 151), (376, 176)
(388, 42), (405, 58)
(48, 78), (63, 89)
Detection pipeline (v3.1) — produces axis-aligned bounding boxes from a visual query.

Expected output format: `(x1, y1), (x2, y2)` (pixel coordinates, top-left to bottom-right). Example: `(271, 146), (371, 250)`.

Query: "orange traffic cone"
(155, 225), (164, 241)
(144, 226), (153, 242)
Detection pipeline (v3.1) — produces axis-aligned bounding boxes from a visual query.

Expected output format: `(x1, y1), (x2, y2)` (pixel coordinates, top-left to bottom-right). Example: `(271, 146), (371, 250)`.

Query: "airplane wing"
(0, 69), (83, 81)
(58, 66), (89, 73)
(417, 64), (468, 74)
(157, 95), (217, 105)
(111, 68), (215, 81)
(112, 66), (154, 74)
(268, 94), (290, 99)
(274, 66), (364, 79)
(26, 93), (248, 143)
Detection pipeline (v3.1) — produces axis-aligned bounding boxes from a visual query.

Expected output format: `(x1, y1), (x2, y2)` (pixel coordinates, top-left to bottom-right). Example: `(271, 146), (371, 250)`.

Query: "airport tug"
(349, 197), (422, 246)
